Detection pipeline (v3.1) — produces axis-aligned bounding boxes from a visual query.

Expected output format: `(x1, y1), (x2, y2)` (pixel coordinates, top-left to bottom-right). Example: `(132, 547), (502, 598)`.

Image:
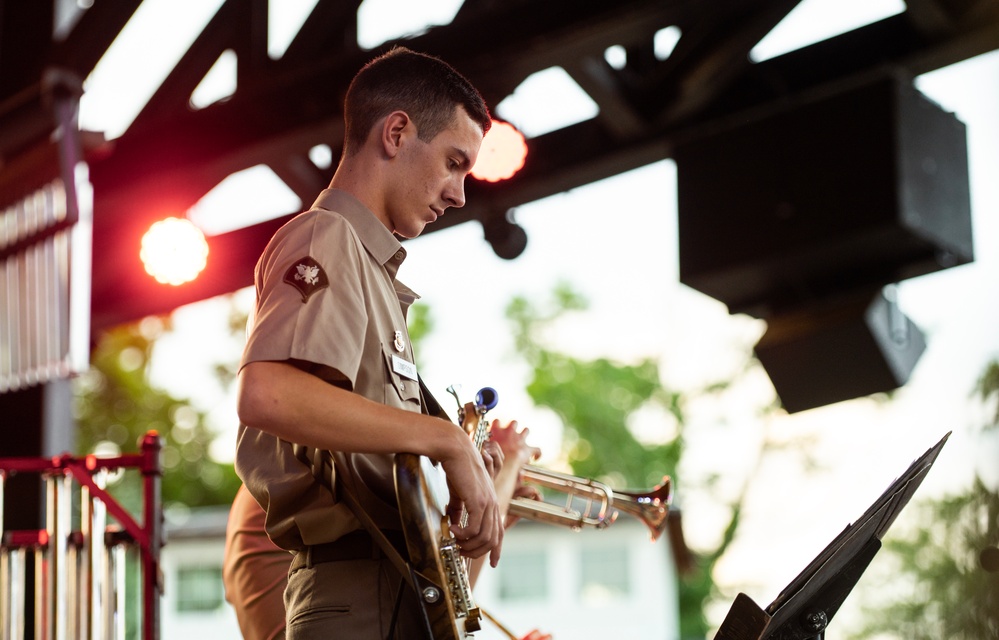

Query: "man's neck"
(328, 162), (393, 233)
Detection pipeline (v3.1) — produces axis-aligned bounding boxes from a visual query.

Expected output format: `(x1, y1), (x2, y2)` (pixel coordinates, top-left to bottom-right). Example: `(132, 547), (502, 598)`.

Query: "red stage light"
(472, 120), (527, 182)
(140, 217), (209, 285)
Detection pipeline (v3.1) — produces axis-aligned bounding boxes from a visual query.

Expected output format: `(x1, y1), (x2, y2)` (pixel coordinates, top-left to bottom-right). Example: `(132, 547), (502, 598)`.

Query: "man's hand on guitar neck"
(439, 418), (543, 574)
(441, 428), (505, 567)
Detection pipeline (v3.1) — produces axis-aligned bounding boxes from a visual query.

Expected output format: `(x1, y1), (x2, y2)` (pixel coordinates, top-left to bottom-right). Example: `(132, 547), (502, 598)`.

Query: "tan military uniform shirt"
(235, 189), (423, 551)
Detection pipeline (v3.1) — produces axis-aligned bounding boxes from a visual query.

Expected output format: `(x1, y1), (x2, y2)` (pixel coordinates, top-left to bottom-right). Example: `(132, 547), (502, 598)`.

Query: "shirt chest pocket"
(381, 345), (421, 409)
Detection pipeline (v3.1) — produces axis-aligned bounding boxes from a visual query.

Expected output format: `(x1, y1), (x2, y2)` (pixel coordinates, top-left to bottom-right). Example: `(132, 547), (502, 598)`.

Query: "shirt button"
(400, 382), (406, 391)
(394, 250), (404, 261)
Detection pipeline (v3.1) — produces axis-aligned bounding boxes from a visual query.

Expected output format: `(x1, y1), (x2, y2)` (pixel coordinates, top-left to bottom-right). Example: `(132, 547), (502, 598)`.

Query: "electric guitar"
(395, 386), (498, 640)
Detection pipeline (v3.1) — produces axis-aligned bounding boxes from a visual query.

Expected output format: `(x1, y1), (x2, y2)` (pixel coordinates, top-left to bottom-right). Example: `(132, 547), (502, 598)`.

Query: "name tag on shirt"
(392, 354), (417, 381)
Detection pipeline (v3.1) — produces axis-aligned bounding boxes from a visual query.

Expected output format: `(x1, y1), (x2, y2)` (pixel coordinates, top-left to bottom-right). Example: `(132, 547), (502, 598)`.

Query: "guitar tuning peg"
(446, 384), (463, 408)
(474, 387), (498, 413)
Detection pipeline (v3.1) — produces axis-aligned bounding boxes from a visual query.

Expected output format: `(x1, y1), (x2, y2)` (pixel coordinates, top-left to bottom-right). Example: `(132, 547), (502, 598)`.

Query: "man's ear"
(381, 110), (411, 158)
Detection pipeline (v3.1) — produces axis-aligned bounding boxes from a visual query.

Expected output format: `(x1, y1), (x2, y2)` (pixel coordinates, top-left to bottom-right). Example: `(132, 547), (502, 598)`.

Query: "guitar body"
(395, 451), (482, 640)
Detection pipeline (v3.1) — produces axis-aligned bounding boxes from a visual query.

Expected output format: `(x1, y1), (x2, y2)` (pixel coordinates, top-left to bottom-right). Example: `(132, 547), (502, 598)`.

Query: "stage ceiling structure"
(2, 0), (998, 338)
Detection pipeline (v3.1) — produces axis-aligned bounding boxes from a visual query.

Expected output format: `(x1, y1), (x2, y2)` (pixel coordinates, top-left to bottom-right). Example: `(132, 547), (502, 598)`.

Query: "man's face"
(386, 106), (484, 239)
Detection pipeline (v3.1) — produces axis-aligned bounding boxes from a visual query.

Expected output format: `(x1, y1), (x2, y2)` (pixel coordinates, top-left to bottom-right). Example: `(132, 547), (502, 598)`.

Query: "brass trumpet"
(446, 386), (672, 542)
(507, 466), (673, 542)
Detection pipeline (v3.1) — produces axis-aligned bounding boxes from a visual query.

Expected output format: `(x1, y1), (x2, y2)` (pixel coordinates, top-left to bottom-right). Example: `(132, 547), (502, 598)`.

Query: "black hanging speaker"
(675, 71), (972, 318)
(754, 288), (926, 413)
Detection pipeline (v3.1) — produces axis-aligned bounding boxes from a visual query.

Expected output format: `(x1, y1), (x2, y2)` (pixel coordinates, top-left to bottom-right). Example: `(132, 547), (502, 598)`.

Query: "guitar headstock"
(446, 385), (498, 445)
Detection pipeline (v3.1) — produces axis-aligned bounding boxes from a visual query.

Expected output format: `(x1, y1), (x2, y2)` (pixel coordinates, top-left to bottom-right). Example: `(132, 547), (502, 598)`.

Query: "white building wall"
(471, 520), (679, 640)
(159, 534), (241, 639)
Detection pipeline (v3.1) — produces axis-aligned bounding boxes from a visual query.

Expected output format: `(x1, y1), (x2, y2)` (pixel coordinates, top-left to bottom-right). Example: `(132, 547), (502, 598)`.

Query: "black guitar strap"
(419, 374), (454, 423)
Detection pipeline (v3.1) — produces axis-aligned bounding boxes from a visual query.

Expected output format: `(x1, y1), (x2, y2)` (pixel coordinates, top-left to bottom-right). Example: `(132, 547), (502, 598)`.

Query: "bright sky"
(79, 0), (999, 633)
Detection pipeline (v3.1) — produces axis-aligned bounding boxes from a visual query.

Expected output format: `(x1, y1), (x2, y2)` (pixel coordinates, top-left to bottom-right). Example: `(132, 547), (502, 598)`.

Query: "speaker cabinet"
(754, 289), (926, 413)
(675, 72), (972, 317)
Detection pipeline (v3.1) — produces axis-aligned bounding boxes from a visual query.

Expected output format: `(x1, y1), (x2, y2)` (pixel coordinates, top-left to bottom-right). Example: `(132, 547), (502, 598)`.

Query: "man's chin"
(396, 223), (427, 239)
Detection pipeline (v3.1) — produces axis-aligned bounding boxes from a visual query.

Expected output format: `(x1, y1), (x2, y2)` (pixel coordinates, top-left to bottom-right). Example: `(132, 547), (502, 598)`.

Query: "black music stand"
(714, 432), (950, 640)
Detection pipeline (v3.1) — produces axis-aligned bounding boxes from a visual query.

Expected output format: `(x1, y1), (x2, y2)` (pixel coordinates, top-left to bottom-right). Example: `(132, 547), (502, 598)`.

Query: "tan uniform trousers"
(285, 543), (428, 640)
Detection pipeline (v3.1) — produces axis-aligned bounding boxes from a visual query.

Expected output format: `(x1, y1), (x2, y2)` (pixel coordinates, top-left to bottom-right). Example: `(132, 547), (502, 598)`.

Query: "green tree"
(73, 317), (241, 511)
(505, 282), (762, 639)
(849, 360), (999, 639)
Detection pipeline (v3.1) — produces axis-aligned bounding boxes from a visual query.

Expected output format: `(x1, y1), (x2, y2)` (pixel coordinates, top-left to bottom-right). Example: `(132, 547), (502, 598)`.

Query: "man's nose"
(444, 178), (466, 209)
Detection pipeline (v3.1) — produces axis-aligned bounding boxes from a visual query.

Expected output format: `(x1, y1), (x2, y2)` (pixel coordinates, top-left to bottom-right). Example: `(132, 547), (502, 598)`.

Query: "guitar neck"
(459, 403), (491, 530)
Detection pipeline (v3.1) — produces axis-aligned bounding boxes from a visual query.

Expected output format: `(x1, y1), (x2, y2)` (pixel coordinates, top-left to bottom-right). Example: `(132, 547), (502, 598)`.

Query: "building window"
(579, 546), (629, 603)
(175, 565), (224, 613)
(497, 548), (548, 601)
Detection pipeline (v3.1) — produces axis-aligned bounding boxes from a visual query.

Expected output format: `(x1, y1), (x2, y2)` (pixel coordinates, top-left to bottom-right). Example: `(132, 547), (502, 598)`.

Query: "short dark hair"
(343, 47), (491, 155)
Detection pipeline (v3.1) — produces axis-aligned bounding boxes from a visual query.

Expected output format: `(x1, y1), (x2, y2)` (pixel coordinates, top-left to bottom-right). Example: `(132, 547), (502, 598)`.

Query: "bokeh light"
(140, 217), (209, 285)
(471, 119), (528, 182)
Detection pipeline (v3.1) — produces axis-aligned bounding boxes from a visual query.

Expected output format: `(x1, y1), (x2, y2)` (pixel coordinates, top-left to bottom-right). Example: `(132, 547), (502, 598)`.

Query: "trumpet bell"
(612, 476), (672, 542)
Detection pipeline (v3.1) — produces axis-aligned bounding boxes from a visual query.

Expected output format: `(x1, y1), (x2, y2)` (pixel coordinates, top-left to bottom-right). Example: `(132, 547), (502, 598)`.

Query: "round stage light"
(471, 120), (528, 182)
(140, 217), (209, 285)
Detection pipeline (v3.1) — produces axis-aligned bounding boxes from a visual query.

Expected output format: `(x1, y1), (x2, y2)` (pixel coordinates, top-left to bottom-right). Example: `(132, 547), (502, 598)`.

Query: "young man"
(234, 47), (506, 639)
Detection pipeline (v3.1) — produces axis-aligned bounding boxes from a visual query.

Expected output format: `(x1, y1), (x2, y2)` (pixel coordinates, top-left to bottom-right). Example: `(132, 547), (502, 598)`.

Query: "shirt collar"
(311, 189), (407, 279)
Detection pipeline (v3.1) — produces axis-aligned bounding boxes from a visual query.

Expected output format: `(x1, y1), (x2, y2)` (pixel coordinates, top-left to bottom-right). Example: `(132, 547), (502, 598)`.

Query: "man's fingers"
(513, 483), (542, 502)
(480, 441), (504, 478)
(487, 507), (503, 567)
(451, 501), (503, 561)
(489, 538), (502, 567)
(449, 488), (486, 544)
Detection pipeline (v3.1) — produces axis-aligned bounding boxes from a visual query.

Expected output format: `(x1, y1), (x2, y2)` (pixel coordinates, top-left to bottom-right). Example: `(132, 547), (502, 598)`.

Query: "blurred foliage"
(975, 359), (999, 427)
(505, 284), (683, 488)
(505, 282), (759, 639)
(73, 316), (241, 512)
(408, 302), (434, 368)
(848, 360), (999, 640)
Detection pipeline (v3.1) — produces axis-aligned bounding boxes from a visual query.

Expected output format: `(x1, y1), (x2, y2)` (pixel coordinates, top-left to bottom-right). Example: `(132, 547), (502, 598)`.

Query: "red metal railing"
(0, 431), (162, 640)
